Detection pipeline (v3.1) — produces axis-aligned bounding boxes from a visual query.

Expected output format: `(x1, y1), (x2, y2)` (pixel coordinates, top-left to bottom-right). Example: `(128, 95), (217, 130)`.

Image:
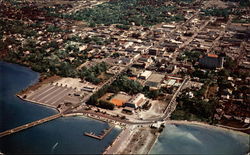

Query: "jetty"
(84, 125), (114, 140)
(0, 113), (63, 138)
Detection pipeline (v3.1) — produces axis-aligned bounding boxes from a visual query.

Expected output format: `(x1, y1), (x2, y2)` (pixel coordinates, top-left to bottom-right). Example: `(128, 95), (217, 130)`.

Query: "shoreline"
(16, 94), (61, 113)
(13, 93), (250, 154)
(104, 120), (249, 155)
(102, 126), (125, 154)
(17, 75), (61, 97)
(147, 132), (160, 154)
(16, 75), (62, 113)
(164, 120), (250, 136)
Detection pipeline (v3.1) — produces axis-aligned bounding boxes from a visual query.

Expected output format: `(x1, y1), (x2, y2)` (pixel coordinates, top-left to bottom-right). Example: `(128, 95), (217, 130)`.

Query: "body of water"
(150, 124), (250, 155)
(0, 62), (120, 154)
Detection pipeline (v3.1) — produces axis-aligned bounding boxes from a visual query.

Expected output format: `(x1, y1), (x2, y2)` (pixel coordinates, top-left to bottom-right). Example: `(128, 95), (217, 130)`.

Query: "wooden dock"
(84, 125), (114, 140)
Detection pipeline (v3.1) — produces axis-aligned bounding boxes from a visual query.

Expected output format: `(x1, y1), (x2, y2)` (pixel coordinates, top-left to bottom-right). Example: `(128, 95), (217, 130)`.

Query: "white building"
(125, 93), (146, 109)
(139, 70), (152, 80)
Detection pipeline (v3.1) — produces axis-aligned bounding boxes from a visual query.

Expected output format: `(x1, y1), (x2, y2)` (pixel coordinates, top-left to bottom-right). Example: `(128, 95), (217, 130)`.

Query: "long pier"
(0, 113), (63, 138)
(84, 125), (114, 140)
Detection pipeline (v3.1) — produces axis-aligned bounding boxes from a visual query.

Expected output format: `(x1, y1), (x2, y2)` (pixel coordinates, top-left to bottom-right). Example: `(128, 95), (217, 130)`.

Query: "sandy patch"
(119, 127), (158, 154)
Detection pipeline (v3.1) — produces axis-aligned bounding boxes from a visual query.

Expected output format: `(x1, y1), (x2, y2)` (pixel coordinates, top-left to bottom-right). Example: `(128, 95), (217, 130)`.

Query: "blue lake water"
(0, 62), (121, 154)
(150, 124), (250, 155)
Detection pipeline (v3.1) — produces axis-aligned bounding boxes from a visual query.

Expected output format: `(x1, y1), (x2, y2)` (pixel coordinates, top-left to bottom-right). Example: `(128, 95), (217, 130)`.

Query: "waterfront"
(150, 124), (250, 155)
(0, 62), (121, 154)
(1, 61), (250, 154)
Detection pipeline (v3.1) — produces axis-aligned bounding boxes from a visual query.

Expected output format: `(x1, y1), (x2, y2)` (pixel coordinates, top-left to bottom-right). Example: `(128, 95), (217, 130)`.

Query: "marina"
(84, 125), (115, 140)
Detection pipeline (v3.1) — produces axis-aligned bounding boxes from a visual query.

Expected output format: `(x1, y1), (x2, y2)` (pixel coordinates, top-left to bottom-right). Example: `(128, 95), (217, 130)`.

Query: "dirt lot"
(138, 100), (169, 120)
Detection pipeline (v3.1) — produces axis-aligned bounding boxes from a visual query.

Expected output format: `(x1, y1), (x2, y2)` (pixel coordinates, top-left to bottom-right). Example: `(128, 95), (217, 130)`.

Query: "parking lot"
(26, 83), (81, 108)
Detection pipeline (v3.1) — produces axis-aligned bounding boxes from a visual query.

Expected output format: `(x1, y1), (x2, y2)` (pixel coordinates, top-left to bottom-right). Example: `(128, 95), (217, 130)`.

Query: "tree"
(146, 89), (160, 99)
(99, 100), (115, 110)
(109, 76), (143, 94)
(87, 85), (109, 105)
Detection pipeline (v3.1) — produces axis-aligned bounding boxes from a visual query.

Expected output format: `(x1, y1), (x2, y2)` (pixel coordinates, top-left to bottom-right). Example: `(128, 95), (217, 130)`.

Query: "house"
(138, 55), (153, 63)
(79, 45), (88, 51)
(120, 57), (133, 65)
(137, 56), (153, 68)
(132, 62), (146, 69)
(127, 68), (142, 77)
(199, 54), (224, 69)
(148, 48), (159, 56)
(123, 42), (133, 48)
(166, 64), (176, 73)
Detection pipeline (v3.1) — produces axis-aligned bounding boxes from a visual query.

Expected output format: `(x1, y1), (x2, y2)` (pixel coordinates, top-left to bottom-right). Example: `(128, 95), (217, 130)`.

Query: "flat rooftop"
(147, 73), (165, 83)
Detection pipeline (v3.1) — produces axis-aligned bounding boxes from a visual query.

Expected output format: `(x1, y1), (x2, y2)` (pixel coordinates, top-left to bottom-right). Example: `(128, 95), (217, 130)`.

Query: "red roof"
(207, 54), (218, 58)
(128, 77), (136, 80)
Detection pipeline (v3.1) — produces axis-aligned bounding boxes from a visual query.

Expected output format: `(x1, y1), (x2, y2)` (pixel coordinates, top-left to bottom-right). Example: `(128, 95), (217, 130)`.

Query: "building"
(148, 48), (158, 56)
(145, 73), (165, 90)
(139, 70), (152, 80)
(127, 67), (142, 77)
(81, 86), (96, 92)
(125, 93), (146, 109)
(138, 55), (153, 64)
(123, 42), (133, 48)
(122, 107), (134, 114)
(166, 64), (176, 73)
(199, 54), (224, 69)
(162, 24), (176, 29)
(106, 66), (124, 75)
(120, 57), (133, 65)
